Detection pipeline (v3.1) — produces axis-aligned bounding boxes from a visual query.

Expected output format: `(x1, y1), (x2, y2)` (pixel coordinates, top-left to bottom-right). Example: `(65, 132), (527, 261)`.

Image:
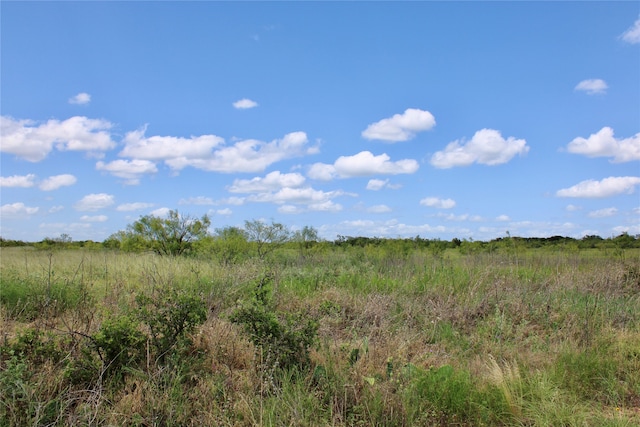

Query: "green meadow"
(1, 237), (639, 426)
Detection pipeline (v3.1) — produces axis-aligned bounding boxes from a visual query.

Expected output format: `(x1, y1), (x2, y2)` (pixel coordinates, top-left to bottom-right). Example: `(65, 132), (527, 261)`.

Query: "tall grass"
(1, 245), (639, 425)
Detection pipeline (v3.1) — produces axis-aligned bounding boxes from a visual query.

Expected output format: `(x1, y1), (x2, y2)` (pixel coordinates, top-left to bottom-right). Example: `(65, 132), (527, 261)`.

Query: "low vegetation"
(1, 218), (639, 426)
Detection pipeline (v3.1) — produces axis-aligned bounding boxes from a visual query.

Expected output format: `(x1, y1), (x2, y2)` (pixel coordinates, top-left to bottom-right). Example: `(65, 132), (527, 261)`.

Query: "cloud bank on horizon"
(1, 3), (638, 241)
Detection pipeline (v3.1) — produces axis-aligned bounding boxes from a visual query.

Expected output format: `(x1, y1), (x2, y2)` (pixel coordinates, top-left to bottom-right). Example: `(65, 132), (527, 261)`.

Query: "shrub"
(230, 275), (318, 373)
(136, 287), (207, 363)
(92, 314), (146, 377)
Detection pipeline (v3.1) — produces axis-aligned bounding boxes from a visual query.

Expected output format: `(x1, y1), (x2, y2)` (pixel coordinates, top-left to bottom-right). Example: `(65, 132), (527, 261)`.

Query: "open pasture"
(1, 244), (639, 426)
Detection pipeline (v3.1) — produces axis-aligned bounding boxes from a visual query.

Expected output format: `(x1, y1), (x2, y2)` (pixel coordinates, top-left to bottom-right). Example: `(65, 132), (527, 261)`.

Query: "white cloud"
(308, 163), (337, 181)
(74, 193), (115, 211)
(215, 208), (233, 216)
(367, 204), (392, 213)
(1, 202), (39, 217)
(436, 213), (483, 222)
(566, 204), (582, 212)
(556, 176), (640, 198)
(68, 92), (91, 105)
(39, 174), (77, 191)
(621, 16), (640, 44)
(0, 115), (115, 162)
(178, 196), (215, 205)
(420, 197), (456, 209)
(574, 79), (608, 95)
(49, 206), (64, 213)
(150, 207), (171, 217)
(588, 207), (618, 218)
(366, 179), (388, 191)
(309, 151), (419, 181)
(566, 127), (640, 163)
(228, 171), (306, 193)
(217, 196), (245, 206)
(362, 108), (436, 142)
(122, 128), (315, 173)
(80, 215), (108, 222)
(120, 127), (224, 160)
(496, 215), (510, 221)
(233, 98), (258, 109)
(96, 159), (158, 185)
(116, 202), (154, 212)
(0, 174), (36, 188)
(279, 200), (343, 214)
(431, 129), (529, 168)
(613, 224), (640, 235)
(334, 219), (449, 238)
(247, 187), (348, 206)
(308, 200), (343, 212)
(278, 205), (301, 214)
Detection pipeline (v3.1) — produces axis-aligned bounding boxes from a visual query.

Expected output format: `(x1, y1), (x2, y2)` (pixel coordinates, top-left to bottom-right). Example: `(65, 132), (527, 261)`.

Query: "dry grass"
(1, 246), (639, 426)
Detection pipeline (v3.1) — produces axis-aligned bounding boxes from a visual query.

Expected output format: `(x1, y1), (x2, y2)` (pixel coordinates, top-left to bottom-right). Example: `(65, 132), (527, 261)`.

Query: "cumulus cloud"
(556, 176), (640, 198)
(574, 79), (608, 95)
(309, 151), (419, 180)
(80, 215), (108, 222)
(96, 159), (158, 185)
(150, 207), (171, 217)
(366, 179), (389, 191)
(247, 187), (348, 206)
(121, 128), (315, 173)
(1, 202), (39, 217)
(0, 174), (36, 188)
(74, 193), (115, 211)
(430, 129), (529, 168)
(0, 115), (115, 162)
(69, 92), (91, 105)
(228, 171), (306, 193)
(39, 174), (77, 191)
(214, 208), (233, 216)
(116, 202), (154, 212)
(120, 127), (224, 160)
(420, 197), (456, 209)
(233, 98), (258, 109)
(621, 16), (640, 44)
(496, 215), (510, 221)
(362, 108), (436, 142)
(566, 127), (640, 162)
(588, 207), (618, 218)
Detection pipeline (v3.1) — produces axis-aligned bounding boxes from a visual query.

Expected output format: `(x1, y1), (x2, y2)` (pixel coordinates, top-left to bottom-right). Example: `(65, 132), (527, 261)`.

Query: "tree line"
(1, 209), (639, 255)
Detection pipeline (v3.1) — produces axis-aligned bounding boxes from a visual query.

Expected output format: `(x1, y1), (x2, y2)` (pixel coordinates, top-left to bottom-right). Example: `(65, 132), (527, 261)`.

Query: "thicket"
(0, 226), (639, 425)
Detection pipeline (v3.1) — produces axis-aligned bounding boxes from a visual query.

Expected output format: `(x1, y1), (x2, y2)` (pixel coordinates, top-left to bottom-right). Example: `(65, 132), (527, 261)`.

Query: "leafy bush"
(136, 287), (207, 363)
(92, 314), (146, 377)
(230, 275), (318, 372)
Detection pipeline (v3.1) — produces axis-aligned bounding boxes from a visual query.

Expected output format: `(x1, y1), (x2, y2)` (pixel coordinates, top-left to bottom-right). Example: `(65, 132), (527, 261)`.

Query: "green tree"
(293, 225), (320, 258)
(209, 226), (250, 264)
(244, 219), (291, 259)
(128, 210), (211, 256)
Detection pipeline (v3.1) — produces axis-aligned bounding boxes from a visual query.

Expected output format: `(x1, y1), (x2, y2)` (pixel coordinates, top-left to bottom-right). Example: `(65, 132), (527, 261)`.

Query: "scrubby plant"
(230, 274), (318, 374)
(136, 287), (207, 363)
(92, 314), (146, 378)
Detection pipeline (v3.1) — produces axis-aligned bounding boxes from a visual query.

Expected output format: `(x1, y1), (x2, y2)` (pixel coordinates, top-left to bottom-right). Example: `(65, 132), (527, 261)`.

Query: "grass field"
(1, 244), (639, 426)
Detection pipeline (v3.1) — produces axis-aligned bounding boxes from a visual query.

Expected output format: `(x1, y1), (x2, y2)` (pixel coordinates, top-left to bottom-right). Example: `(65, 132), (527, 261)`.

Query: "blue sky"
(1, 1), (639, 242)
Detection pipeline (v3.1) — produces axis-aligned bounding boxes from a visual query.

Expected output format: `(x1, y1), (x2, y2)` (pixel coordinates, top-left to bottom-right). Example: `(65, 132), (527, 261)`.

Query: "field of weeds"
(1, 244), (639, 426)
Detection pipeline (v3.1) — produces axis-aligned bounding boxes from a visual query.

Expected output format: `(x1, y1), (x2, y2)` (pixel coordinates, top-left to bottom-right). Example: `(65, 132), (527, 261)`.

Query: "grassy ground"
(1, 245), (639, 426)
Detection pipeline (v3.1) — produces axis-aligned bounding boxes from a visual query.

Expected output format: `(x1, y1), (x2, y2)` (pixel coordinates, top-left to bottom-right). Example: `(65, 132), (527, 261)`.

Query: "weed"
(230, 275), (318, 375)
(136, 286), (207, 364)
